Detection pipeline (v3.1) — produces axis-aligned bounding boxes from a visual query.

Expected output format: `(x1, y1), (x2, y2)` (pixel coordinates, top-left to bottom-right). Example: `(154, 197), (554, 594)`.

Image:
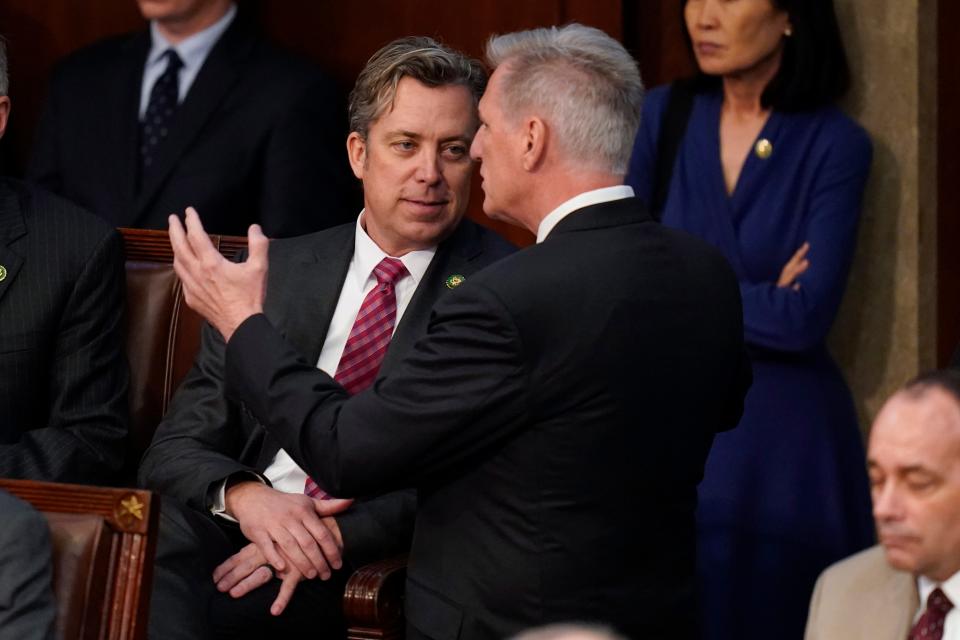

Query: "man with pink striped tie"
(140, 37), (513, 639)
(303, 255), (407, 499)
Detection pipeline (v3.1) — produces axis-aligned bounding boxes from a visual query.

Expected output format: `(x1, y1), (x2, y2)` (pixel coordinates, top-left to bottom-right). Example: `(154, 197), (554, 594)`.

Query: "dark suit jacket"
(139, 218), (514, 567)
(224, 197), (751, 639)
(28, 13), (357, 238)
(0, 178), (128, 483)
(0, 490), (56, 640)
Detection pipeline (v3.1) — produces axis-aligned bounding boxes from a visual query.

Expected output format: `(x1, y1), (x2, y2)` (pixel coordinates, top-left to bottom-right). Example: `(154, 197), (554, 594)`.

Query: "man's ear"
(520, 116), (547, 172)
(0, 97), (10, 141)
(346, 132), (366, 180)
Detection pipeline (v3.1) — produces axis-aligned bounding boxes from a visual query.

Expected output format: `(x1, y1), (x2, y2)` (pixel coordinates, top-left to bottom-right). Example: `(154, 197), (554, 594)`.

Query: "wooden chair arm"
(343, 555), (408, 640)
(0, 478), (158, 640)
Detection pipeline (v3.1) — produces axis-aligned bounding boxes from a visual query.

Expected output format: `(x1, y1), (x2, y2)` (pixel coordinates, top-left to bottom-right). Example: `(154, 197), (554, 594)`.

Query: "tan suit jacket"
(805, 545), (918, 639)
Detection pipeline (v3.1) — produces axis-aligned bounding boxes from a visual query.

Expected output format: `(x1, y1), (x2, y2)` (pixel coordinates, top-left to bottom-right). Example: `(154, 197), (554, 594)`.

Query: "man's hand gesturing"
(168, 206), (269, 341)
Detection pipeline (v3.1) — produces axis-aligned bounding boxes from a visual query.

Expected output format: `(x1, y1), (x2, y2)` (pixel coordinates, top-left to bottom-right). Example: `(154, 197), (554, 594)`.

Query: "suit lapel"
(267, 226), (355, 365)
(134, 19), (252, 218)
(256, 225), (354, 468)
(0, 182), (27, 306)
(862, 564), (917, 639)
(380, 222), (483, 374)
(880, 570), (918, 638)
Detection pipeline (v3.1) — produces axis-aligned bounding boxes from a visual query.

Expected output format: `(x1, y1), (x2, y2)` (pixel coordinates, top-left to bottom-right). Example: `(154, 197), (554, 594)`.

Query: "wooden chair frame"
(0, 478), (158, 640)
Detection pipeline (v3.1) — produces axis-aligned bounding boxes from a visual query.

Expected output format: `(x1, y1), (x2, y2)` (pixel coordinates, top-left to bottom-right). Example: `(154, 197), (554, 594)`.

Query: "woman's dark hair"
(681, 0), (851, 111)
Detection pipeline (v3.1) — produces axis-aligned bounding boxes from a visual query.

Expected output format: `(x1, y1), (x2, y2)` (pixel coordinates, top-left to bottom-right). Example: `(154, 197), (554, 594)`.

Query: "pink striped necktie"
(304, 257), (408, 499)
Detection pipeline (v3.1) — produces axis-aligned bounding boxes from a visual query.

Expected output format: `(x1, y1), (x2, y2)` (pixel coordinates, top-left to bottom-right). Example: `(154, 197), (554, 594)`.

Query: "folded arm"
(739, 129), (872, 352)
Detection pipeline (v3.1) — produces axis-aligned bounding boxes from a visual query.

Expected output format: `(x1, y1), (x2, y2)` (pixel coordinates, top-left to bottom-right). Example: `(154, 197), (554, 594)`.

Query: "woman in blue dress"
(626, 1), (874, 637)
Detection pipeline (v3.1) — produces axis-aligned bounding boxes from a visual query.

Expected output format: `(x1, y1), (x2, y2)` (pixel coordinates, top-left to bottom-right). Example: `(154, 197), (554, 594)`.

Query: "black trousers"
(148, 497), (348, 639)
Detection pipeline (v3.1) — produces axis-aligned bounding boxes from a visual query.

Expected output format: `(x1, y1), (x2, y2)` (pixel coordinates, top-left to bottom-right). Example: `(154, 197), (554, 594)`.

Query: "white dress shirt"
(535, 185), (635, 243)
(917, 571), (960, 639)
(212, 212), (436, 515)
(139, 3), (237, 118)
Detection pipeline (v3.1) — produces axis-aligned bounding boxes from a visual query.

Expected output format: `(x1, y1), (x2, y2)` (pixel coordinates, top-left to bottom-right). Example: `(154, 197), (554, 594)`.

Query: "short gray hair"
(485, 23), (643, 175)
(349, 36), (486, 139)
(509, 623), (628, 640)
(0, 38), (8, 96)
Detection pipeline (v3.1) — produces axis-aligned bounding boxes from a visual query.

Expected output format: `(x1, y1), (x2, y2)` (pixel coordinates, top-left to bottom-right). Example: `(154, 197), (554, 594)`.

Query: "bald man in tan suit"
(805, 369), (960, 640)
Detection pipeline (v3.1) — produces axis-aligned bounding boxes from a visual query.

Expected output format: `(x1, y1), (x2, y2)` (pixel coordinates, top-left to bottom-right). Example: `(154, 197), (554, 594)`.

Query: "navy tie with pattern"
(140, 49), (183, 180)
(908, 588), (953, 640)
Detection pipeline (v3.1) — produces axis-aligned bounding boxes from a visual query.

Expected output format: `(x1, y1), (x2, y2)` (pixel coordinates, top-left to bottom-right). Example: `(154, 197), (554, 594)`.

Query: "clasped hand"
(214, 482), (353, 615)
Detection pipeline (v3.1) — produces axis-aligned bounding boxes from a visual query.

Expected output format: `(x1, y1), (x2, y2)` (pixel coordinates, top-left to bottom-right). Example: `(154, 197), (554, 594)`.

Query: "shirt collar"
(536, 185), (634, 243)
(353, 211), (437, 289)
(918, 571), (960, 612)
(147, 3), (236, 70)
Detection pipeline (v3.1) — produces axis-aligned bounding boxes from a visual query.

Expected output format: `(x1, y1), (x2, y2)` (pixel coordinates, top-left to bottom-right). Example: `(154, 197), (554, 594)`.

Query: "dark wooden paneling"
(0, 0), (635, 247)
(623, 0), (694, 89)
(939, 0), (960, 365)
(252, 0), (621, 90)
(0, 1), (144, 175)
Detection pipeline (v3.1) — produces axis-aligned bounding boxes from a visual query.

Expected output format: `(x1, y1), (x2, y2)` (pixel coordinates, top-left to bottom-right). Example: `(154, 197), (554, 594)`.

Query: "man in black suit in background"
(0, 40), (129, 484)
(140, 37), (514, 638)
(28, 0), (356, 237)
(170, 24), (751, 640)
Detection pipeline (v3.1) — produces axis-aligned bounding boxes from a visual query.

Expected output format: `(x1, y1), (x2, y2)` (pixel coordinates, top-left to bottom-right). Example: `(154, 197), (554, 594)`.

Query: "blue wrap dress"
(626, 85), (875, 639)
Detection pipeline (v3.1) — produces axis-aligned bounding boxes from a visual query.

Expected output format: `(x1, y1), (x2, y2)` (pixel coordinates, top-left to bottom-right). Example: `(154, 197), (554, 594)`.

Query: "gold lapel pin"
(0, 265), (6, 282)
(755, 138), (773, 159)
(445, 274), (465, 289)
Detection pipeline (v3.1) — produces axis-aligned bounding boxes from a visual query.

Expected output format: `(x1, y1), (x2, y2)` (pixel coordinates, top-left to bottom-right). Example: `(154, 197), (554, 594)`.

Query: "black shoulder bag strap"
(650, 79), (697, 220)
